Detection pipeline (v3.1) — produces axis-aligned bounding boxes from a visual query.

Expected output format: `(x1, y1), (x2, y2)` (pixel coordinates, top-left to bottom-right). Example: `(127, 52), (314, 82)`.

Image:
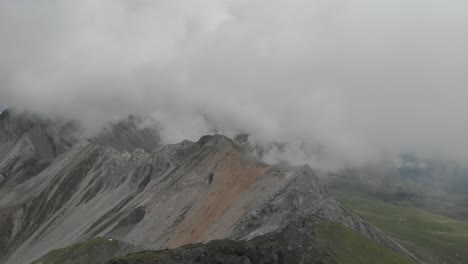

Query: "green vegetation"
(315, 220), (416, 264)
(34, 213), (419, 264)
(111, 250), (176, 263)
(32, 237), (130, 264)
(337, 192), (468, 264)
(112, 219), (417, 264)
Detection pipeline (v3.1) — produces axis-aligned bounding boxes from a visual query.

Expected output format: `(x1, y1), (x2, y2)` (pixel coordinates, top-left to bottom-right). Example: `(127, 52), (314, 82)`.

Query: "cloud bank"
(1, 0), (468, 170)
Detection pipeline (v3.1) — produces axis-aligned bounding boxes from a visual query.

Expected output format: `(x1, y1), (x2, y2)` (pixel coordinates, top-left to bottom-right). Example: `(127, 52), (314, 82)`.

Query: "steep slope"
(0, 132), (416, 264)
(0, 110), (77, 186)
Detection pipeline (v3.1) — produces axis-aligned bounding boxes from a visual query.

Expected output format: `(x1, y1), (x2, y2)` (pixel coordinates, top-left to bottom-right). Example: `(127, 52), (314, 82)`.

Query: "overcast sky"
(1, 0), (468, 170)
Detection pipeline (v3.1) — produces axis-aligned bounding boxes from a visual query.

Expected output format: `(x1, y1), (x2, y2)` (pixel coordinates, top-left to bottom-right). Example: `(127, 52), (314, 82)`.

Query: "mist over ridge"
(2, 0), (468, 170)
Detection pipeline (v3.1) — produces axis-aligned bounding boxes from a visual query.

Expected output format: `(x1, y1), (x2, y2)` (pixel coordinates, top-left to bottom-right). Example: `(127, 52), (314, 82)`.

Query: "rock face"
(0, 111), (417, 264)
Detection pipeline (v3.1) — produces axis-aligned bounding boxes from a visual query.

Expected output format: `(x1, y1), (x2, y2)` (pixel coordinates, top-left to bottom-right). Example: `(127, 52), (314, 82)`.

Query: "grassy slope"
(337, 192), (468, 264)
(112, 219), (416, 264)
(32, 237), (135, 264)
(32, 215), (417, 264)
(314, 220), (417, 264)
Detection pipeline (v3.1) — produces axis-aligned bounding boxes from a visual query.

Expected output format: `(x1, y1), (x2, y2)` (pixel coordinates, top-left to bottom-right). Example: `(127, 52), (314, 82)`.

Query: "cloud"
(1, 0), (468, 170)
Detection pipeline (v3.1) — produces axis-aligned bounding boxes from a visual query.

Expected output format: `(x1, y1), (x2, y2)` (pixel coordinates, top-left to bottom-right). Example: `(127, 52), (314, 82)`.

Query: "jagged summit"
(197, 134), (235, 147)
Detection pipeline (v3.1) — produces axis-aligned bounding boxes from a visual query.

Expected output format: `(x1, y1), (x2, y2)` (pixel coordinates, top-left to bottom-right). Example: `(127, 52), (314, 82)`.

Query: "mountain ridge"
(0, 111), (418, 264)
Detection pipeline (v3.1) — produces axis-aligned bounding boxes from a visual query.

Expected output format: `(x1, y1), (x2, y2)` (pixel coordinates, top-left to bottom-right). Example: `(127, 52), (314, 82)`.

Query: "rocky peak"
(197, 134), (236, 148)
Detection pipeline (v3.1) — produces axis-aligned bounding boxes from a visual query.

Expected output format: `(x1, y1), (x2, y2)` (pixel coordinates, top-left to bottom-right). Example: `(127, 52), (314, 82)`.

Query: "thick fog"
(1, 0), (468, 170)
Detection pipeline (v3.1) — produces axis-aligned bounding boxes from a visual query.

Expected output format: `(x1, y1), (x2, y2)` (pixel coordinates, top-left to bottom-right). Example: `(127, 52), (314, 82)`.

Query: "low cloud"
(1, 0), (468, 170)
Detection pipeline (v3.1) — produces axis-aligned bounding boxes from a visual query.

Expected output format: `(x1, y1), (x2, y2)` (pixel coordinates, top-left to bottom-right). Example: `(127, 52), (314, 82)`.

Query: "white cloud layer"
(1, 0), (468, 170)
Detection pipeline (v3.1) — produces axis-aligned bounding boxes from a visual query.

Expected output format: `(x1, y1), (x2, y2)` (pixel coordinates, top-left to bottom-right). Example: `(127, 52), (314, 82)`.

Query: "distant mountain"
(91, 115), (160, 153)
(0, 111), (159, 187)
(0, 111), (418, 264)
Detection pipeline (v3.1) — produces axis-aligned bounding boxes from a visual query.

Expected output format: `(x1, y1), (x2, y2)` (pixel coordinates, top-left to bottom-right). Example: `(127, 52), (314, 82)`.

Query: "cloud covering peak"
(2, 0), (468, 170)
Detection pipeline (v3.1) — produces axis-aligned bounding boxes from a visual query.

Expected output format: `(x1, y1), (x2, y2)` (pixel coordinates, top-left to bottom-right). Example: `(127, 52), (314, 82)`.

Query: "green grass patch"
(315, 220), (417, 264)
(112, 249), (176, 262)
(337, 192), (468, 264)
(32, 237), (126, 264)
